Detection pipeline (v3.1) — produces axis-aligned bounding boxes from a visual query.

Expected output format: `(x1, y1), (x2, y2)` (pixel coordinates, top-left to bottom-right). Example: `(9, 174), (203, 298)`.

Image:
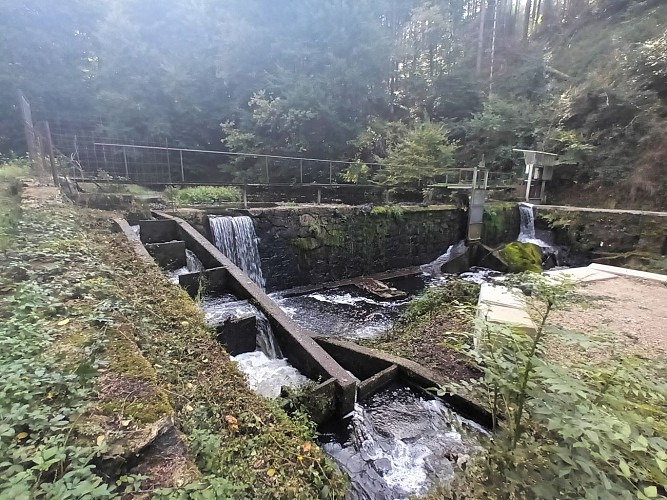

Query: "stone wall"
(248, 205), (467, 290)
(534, 207), (667, 256)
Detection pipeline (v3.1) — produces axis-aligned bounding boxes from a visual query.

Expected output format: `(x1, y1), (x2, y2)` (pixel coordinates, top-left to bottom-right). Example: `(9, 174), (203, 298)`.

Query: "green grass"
(174, 185), (242, 205)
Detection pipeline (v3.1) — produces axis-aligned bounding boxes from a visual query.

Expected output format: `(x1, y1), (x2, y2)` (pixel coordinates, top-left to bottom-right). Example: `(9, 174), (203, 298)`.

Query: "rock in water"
(495, 242), (543, 273)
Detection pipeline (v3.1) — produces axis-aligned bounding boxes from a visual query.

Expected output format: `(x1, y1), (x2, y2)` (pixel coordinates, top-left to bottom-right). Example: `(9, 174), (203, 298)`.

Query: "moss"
(292, 236), (320, 251)
(498, 242), (543, 273)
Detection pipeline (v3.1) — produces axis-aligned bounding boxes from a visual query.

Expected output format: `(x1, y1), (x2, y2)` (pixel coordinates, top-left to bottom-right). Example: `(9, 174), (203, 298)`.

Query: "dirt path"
(549, 277), (667, 362)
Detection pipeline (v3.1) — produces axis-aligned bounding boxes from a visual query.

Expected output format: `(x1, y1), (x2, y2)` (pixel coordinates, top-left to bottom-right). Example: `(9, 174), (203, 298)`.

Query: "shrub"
(174, 186), (242, 205)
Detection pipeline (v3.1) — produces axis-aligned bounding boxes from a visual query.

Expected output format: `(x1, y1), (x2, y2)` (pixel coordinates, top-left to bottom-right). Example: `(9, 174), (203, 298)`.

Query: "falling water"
(517, 203), (551, 248)
(255, 311), (282, 359)
(421, 240), (468, 277)
(209, 216), (265, 288)
(186, 249), (204, 272)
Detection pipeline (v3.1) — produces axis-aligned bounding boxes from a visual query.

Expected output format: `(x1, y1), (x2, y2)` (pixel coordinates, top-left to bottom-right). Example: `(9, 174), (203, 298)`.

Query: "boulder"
(495, 242), (543, 273)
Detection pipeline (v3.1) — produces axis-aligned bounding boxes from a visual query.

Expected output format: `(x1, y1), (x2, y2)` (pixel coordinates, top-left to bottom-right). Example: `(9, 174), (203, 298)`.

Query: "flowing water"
(420, 240), (468, 277)
(166, 249), (206, 284)
(517, 203), (565, 266)
(321, 384), (486, 500)
(209, 216), (265, 288)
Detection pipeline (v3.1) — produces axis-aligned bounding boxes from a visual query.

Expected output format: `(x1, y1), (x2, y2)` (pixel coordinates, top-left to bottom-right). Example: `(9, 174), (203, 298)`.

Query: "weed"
(175, 186), (242, 205)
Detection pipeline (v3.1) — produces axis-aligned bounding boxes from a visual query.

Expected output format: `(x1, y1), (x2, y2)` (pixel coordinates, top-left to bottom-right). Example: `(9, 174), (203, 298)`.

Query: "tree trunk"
(476, 0), (487, 75)
(489, 0), (499, 94)
(523, 0), (532, 41)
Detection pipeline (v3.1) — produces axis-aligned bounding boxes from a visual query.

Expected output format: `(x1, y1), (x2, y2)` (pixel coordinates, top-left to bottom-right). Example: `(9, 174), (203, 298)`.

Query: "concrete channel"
(114, 211), (492, 427)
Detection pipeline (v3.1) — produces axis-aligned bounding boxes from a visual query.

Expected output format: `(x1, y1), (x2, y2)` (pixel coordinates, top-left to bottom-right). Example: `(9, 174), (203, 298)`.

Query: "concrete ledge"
(152, 210), (359, 416)
(588, 263), (667, 283)
(140, 219), (179, 244)
(317, 338), (493, 427)
(477, 283), (535, 333)
(358, 364), (399, 400)
(179, 267), (228, 297)
(545, 266), (619, 283)
(145, 241), (186, 270)
(113, 218), (154, 263)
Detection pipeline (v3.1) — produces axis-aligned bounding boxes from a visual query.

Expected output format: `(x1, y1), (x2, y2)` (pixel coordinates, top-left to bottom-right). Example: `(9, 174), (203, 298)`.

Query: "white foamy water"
(322, 385), (485, 500)
(310, 292), (387, 307)
(209, 215), (265, 288)
(232, 351), (309, 398)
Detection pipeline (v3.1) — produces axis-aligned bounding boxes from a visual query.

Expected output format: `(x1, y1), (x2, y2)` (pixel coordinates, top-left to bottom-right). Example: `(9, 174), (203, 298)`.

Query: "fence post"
(317, 188), (321, 205)
(165, 138), (172, 184)
(300, 159), (303, 184)
(40, 121), (59, 187)
(123, 147), (129, 179)
(243, 185), (248, 208)
(180, 150), (185, 182)
(329, 161), (332, 184)
(265, 156), (269, 183)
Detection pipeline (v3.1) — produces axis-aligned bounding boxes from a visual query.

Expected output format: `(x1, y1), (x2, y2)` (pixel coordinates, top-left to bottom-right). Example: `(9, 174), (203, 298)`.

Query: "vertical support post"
(329, 161), (333, 185)
(123, 147), (129, 179)
(265, 156), (269, 184)
(384, 188), (390, 204)
(484, 170), (489, 190)
(317, 188), (321, 205)
(165, 138), (172, 184)
(180, 150), (185, 182)
(300, 159), (303, 184)
(541, 179), (547, 204)
(243, 185), (248, 208)
(525, 163), (534, 201)
(42, 122), (59, 187)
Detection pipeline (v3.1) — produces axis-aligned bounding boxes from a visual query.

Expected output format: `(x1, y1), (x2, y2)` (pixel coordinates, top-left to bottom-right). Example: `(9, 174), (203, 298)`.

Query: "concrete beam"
(358, 364), (399, 400)
(215, 314), (257, 356)
(152, 210), (358, 416)
(140, 219), (179, 244)
(179, 267), (228, 297)
(113, 218), (154, 263)
(145, 241), (186, 270)
(317, 338), (493, 428)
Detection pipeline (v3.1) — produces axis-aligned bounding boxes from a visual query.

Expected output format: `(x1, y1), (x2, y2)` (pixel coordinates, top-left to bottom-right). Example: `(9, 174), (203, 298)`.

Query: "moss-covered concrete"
(248, 205), (467, 290)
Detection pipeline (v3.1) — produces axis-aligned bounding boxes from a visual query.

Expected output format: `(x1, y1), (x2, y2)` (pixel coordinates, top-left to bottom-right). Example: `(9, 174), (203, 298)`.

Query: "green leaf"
(643, 486), (658, 498)
(619, 459), (631, 478)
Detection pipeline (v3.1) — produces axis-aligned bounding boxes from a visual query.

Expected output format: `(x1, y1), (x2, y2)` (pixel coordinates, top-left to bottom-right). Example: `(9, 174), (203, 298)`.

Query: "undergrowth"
(172, 185), (242, 205)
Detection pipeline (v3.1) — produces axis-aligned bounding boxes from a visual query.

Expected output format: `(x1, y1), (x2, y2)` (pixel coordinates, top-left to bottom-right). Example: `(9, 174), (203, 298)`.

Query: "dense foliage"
(2, 0), (667, 202)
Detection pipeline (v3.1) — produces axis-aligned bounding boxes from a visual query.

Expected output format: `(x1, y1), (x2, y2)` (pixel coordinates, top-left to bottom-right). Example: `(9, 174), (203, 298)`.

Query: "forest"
(1, 0), (667, 206)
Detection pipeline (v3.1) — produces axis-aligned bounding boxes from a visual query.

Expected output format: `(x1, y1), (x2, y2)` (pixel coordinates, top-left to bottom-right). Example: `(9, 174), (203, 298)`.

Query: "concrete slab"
(588, 263), (667, 283)
(477, 283), (535, 332)
(545, 266), (619, 283)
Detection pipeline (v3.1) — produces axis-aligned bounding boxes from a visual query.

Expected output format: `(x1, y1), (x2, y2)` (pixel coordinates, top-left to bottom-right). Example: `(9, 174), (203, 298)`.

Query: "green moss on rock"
(498, 242), (542, 273)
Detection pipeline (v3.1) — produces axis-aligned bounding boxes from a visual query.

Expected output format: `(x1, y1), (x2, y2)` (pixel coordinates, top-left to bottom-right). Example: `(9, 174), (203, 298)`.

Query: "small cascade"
(209, 216), (265, 288)
(256, 311), (283, 359)
(421, 240), (468, 276)
(185, 249), (204, 273)
(517, 203), (564, 267)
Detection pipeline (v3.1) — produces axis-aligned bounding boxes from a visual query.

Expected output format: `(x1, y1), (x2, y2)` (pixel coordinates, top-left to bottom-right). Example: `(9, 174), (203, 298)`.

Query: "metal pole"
(265, 156), (269, 183)
(329, 161), (332, 185)
(180, 149), (185, 182)
(300, 159), (303, 184)
(42, 122), (59, 187)
(165, 138), (172, 184)
(525, 163), (534, 201)
(123, 147), (129, 178)
(243, 185), (248, 208)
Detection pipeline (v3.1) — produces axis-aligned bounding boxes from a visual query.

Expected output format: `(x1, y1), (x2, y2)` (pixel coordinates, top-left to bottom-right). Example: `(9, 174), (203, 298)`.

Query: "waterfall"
(421, 240), (468, 276)
(517, 203), (551, 248)
(209, 216), (265, 288)
(186, 249), (204, 272)
(518, 203), (537, 242)
(255, 311), (283, 359)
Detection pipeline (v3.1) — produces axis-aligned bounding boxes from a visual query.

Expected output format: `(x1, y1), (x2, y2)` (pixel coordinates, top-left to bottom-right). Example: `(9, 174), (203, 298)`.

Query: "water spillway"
(209, 215), (265, 288)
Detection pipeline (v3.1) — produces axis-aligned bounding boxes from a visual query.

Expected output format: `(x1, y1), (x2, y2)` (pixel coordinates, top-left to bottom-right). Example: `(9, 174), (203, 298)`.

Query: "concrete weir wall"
(146, 211), (358, 416)
(250, 205), (466, 290)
